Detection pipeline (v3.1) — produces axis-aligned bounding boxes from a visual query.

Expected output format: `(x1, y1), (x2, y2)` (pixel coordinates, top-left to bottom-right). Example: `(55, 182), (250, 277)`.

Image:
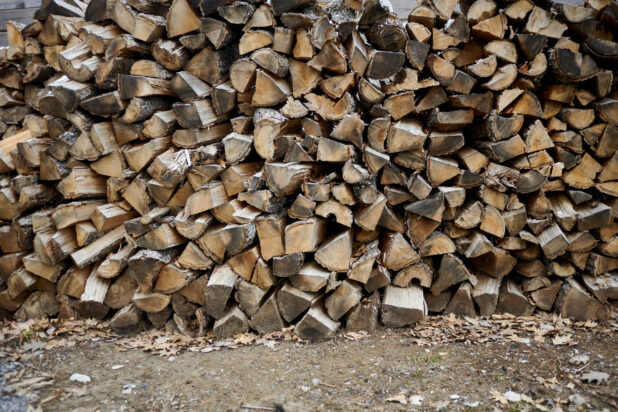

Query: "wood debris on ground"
(1, 313), (616, 357)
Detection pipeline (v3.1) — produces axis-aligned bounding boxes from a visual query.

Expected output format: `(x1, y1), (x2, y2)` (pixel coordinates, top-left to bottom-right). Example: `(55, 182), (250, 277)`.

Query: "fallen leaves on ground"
(66, 385), (89, 398)
(1, 313), (615, 360)
(343, 331), (369, 341)
(491, 390), (550, 411)
(234, 332), (257, 345)
(405, 313), (614, 347)
(110, 326), (303, 356)
(386, 393), (423, 405)
(491, 390), (508, 405)
(569, 354), (589, 365)
(552, 334), (575, 345)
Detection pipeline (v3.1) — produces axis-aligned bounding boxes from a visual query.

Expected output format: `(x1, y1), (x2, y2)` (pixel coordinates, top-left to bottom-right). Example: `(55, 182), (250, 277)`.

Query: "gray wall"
(391, 0), (418, 18)
(0, 0), (41, 45)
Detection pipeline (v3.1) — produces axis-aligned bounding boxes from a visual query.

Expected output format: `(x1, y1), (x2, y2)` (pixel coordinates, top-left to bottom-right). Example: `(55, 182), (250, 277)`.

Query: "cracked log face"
(0, 0), (617, 340)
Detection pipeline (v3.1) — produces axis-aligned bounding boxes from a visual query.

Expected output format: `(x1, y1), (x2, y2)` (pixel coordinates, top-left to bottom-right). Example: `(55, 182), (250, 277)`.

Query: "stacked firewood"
(0, 0), (617, 340)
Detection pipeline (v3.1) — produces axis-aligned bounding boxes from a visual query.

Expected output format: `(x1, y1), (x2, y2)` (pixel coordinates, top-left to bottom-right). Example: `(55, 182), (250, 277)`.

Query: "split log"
(346, 291), (380, 332)
(110, 304), (145, 335)
(207, 264), (237, 319)
(431, 254), (470, 296)
(250, 293), (286, 334)
(294, 305), (339, 342)
(277, 281), (318, 323)
(273, 253), (304, 278)
(445, 282), (477, 317)
(381, 285), (427, 328)
(496, 279), (535, 316)
(472, 275), (502, 316)
(556, 278), (609, 321)
(325, 280), (362, 321)
(213, 304), (249, 339)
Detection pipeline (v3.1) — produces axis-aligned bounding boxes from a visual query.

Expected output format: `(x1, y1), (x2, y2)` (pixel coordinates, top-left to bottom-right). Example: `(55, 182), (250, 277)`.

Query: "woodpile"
(0, 0), (617, 341)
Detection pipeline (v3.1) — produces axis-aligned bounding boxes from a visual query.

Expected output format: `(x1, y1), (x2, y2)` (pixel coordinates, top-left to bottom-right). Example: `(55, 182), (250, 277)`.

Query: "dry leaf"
(409, 395), (424, 406)
(68, 385), (89, 397)
(521, 394), (534, 404)
(234, 332), (258, 345)
(45, 338), (76, 350)
(433, 400), (450, 408)
(386, 394), (409, 404)
(491, 390), (508, 405)
(256, 339), (277, 349)
(344, 331), (368, 341)
(386, 393), (424, 405)
(21, 341), (45, 352)
(569, 354), (589, 365)
(580, 371), (610, 385)
(552, 335), (573, 345)
(504, 391), (521, 402)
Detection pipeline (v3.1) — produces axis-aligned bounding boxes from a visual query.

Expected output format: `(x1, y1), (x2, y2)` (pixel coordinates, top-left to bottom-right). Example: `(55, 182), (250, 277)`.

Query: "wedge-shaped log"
(496, 279), (535, 316)
(445, 282), (477, 317)
(213, 304), (249, 339)
(207, 264), (238, 319)
(472, 275), (502, 316)
(431, 254), (470, 296)
(197, 223), (256, 263)
(255, 214), (285, 261)
(290, 262), (331, 293)
(250, 293), (287, 335)
(71, 226), (125, 268)
(136, 223), (185, 250)
(557, 278), (609, 321)
(184, 181), (229, 216)
(538, 224), (569, 259)
(284, 218), (326, 254)
(381, 232), (420, 271)
(381, 285), (427, 328)
(273, 253), (304, 278)
(167, 0), (201, 38)
(325, 280), (362, 321)
(277, 282), (318, 323)
(530, 279), (562, 311)
(295, 305), (339, 342)
(264, 163), (314, 197)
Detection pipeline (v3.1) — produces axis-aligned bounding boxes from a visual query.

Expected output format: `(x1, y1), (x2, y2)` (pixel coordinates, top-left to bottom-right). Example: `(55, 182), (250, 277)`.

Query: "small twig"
(574, 362), (589, 373)
(39, 393), (62, 406)
(12, 375), (54, 389)
(239, 403), (277, 411)
(26, 364), (42, 372)
(8, 368), (26, 384)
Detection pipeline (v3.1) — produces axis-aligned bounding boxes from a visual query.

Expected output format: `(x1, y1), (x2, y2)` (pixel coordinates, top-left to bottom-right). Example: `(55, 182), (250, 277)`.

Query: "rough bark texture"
(0, 0), (616, 341)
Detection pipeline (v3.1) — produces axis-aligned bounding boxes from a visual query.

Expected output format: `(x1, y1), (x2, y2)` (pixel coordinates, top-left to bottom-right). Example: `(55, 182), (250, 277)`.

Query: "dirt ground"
(1, 314), (616, 412)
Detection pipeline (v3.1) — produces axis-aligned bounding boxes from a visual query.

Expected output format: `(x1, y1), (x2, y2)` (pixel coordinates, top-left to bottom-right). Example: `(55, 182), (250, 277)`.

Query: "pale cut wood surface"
(0, 0), (417, 45)
(0, 0), (586, 45)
